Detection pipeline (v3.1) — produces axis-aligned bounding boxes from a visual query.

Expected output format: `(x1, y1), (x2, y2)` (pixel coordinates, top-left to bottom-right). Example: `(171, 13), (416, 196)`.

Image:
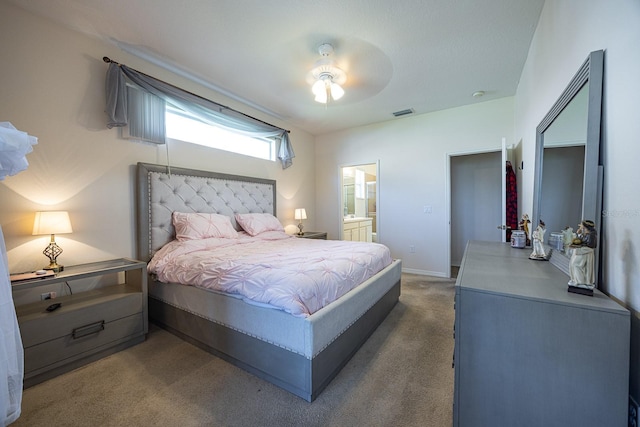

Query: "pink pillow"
(235, 213), (283, 236)
(173, 212), (238, 240)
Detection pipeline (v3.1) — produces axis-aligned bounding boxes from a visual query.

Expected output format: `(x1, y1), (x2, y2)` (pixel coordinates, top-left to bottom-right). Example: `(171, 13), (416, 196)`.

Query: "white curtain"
(0, 226), (23, 425)
(0, 121), (35, 425)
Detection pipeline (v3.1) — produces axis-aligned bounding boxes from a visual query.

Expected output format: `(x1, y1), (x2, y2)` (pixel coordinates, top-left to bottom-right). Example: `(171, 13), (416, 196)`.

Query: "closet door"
(450, 151), (502, 267)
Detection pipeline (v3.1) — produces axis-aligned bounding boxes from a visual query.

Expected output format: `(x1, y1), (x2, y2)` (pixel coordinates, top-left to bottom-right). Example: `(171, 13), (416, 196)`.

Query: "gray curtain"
(105, 63), (127, 129)
(125, 86), (166, 144)
(105, 63), (294, 168)
(277, 132), (295, 169)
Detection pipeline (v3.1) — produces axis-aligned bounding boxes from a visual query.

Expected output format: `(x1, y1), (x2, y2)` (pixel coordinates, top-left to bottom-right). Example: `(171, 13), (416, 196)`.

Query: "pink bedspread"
(148, 231), (393, 317)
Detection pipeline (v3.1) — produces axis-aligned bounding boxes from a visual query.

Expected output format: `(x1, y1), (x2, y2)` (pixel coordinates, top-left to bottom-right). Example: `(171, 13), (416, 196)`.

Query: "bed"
(136, 162), (402, 401)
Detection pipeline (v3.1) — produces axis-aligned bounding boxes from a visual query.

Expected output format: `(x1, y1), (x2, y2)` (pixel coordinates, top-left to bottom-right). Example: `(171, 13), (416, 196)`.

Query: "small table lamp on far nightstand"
(32, 211), (73, 273)
(295, 208), (307, 235)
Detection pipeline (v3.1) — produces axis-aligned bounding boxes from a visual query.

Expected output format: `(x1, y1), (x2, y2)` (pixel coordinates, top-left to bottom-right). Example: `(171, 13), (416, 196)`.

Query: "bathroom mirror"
(532, 50), (604, 283)
(341, 163), (378, 242)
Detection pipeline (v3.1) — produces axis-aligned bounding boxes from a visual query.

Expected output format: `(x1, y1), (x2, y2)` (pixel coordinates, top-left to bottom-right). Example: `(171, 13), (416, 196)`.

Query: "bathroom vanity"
(342, 217), (372, 242)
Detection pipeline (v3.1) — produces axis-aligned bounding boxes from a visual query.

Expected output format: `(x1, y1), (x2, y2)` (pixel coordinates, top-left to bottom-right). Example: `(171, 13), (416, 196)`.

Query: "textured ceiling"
(9, 0), (545, 136)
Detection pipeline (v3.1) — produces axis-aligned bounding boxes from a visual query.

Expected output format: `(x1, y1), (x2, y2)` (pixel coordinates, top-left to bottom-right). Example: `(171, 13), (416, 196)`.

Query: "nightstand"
(11, 258), (147, 387)
(296, 231), (327, 240)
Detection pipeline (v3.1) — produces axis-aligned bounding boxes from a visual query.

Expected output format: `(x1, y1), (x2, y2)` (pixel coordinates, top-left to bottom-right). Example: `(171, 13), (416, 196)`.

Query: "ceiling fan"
(309, 43), (347, 104)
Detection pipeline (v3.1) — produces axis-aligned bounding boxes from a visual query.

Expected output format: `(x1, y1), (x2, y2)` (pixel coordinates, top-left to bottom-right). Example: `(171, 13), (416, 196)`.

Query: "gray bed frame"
(136, 162), (401, 401)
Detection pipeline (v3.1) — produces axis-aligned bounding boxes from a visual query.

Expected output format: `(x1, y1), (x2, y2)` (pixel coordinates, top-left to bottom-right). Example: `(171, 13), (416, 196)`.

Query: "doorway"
(340, 163), (379, 242)
(449, 151), (502, 271)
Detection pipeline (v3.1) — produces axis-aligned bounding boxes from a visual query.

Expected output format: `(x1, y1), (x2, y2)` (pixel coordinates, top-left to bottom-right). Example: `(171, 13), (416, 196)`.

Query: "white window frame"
(165, 106), (276, 161)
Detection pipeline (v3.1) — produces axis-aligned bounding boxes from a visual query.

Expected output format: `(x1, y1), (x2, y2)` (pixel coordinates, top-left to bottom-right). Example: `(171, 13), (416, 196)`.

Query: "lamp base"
(42, 240), (64, 273)
(297, 223), (304, 235)
(44, 263), (63, 273)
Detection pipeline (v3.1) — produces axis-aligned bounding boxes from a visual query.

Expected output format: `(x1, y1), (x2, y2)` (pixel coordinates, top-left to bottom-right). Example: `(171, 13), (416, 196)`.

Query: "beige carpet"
(12, 273), (455, 427)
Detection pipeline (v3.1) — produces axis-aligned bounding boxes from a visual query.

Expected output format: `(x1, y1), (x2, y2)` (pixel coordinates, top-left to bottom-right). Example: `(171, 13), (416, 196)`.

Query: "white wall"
(515, 0), (640, 399)
(0, 2), (316, 273)
(315, 97), (514, 276)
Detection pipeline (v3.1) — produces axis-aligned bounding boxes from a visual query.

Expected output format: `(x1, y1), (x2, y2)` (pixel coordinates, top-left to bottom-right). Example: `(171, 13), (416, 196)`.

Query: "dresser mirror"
(532, 50), (604, 284)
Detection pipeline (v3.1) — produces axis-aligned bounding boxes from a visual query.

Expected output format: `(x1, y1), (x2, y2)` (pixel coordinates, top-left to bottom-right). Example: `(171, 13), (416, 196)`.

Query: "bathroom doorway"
(340, 162), (379, 242)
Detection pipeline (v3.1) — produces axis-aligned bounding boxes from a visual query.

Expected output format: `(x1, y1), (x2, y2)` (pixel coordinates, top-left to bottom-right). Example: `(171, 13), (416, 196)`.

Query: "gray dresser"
(453, 241), (629, 427)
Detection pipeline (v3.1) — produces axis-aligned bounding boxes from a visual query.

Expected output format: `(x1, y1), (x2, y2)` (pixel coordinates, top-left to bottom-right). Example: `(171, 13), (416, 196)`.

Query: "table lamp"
(294, 208), (307, 235)
(32, 211), (73, 272)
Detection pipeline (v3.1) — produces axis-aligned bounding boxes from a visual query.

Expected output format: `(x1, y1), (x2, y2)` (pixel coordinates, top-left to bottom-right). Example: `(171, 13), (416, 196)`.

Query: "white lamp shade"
(314, 91), (328, 103)
(330, 82), (344, 100)
(294, 208), (307, 220)
(312, 80), (328, 103)
(312, 79), (344, 103)
(32, 211), (73, 235)
(312, 79), (326, 96)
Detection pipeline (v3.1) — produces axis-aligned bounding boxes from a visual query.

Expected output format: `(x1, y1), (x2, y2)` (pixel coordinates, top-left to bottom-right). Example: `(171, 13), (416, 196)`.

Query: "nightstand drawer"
(24, 312), (144, 374)
(18, 287), (143, 347)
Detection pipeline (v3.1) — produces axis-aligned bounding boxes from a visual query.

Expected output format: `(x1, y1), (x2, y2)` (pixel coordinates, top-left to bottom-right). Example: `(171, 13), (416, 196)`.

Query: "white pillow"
(235, 213), (284, 236)
(173, 212), (238, 240)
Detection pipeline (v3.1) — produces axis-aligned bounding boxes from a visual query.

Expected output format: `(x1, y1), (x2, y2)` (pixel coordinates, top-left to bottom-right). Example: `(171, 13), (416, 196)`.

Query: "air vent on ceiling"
(392, 108), (414, 117)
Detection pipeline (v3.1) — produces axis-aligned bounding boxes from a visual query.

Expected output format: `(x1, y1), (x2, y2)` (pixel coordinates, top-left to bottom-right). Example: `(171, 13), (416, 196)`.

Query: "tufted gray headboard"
(136, 162), (276, 261)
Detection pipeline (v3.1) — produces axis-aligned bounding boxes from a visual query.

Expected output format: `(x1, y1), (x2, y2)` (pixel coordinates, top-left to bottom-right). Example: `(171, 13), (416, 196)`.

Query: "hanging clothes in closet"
(505, 160), (518, 242)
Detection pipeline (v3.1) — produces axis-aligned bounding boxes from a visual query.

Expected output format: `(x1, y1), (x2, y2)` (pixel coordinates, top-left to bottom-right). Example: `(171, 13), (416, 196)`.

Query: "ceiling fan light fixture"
(310, 43), (346, 104)
(312, 77), (328, 97)
(313, 82), (328, 103)
(314, 92), (328, 103)
(330, 82), (344, 100)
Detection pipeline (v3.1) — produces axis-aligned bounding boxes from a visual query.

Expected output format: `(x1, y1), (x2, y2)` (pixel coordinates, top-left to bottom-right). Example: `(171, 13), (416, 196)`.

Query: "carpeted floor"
(12, 273), (455, 427)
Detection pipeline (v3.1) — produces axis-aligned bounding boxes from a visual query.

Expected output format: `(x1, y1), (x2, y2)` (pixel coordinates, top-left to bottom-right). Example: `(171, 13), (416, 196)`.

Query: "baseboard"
(402, 268), (448, 278)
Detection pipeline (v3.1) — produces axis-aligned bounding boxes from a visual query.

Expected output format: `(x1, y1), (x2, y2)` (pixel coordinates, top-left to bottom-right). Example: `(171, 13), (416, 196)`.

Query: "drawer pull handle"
(72, 320), (105, 339)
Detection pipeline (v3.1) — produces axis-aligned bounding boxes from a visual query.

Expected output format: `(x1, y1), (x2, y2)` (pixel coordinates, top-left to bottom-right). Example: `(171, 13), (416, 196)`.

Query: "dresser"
(453, 241), (630, 427)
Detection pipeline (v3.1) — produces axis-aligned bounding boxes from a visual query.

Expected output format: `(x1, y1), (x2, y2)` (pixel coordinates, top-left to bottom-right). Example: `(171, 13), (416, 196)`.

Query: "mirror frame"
(532, 49), (604, 283)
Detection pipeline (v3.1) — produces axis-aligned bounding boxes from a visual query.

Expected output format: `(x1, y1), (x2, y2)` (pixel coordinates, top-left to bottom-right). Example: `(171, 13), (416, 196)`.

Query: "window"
(355, 169), (365, 199)
(165, 107), (276, 161)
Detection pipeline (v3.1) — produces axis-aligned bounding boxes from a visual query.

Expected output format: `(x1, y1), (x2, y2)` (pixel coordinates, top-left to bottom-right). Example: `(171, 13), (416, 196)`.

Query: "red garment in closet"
(505, 161), (518, 241)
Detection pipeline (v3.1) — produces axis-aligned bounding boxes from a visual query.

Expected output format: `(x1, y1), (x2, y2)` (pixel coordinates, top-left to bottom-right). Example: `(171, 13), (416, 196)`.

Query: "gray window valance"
(104, 60), (294, 169)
